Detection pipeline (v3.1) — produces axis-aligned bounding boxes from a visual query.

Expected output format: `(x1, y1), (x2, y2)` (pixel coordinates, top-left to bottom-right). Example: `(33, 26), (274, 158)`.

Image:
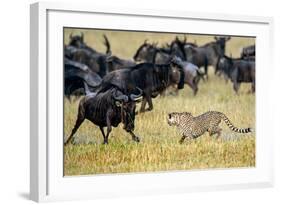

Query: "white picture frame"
(30, 2), (274, 202)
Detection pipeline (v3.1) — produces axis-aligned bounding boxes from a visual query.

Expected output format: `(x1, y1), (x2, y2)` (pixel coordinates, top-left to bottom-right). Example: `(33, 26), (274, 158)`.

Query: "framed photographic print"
(30, 2), (274, 202)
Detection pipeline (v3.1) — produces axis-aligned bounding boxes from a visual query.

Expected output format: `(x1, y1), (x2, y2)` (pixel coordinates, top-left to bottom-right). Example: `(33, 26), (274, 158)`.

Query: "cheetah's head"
(167, 112), (179, 126)
(167, 112), (192, 126)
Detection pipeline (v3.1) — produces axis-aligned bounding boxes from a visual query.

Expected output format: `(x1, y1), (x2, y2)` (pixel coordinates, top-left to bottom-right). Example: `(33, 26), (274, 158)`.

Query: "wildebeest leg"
(223, 73), (229, 83)
(146, 95), (153, 111)
(140, 97), (147, 113)
(251, 81), (255, 93)
(173, 84), (179, 95)
(127, 130), (140, 142)
(65, 113), (85, 145)
(104, 112), (112, 144)
(204, 61), (209, 80)
(99, 126), (106, 143)
(194, 75), (201, 86)
(187, 80), (198, 96)
(233, 81), (240, 94)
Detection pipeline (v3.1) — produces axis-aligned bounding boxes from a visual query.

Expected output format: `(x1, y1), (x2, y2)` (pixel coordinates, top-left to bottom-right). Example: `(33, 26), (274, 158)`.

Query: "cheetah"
(167, 111), (253, 143)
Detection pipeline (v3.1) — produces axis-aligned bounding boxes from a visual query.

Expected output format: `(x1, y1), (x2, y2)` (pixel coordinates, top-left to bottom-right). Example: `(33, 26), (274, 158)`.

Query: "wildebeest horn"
(130, 87), (143, 101)
(81, 32), (84, 41)
(214, 36), (218, 40)
(113, 91), (128, 102)
(183, 35), (187, 43)
(144, 39), (148, 44)
(70, 33), (73, 39)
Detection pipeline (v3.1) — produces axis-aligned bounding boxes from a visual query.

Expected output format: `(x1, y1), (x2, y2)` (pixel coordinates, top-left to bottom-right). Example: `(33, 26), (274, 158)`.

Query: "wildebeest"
(168, 36), (230, 78)
(106, 55), (136, 72)
(96, 58), (185, 112)
(68, 32), (97, 53)
(169, 36), (197, 60)
(65, 87), (143, 145)
(133, 37), (197, 64)
(170, 56), (204, 95)
(64, 58), (102, 99)
(66, 34), (111, 77)
(133, 40), (161, 63)
(217, 55), (255, 93)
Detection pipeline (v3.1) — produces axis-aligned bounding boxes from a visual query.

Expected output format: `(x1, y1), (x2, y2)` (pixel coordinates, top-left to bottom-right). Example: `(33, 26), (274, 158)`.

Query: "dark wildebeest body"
(106, 55), (136, 72)
(241, 45), (255, 61)
(218, 55), (255, 93)
(96, 60), (185, 112)
(64, 58), (102, 99)
(65, 88), (142, 145)
(67, 34), (111, 77)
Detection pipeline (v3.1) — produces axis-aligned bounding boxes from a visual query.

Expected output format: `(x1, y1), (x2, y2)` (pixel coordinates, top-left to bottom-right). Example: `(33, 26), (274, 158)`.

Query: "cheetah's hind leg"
(208, 126), (222, 139)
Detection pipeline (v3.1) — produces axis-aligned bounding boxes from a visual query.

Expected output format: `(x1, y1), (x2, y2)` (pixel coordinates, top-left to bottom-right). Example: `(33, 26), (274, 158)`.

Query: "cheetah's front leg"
(179, 135), (186, 144)
(179, 133), (193, 144)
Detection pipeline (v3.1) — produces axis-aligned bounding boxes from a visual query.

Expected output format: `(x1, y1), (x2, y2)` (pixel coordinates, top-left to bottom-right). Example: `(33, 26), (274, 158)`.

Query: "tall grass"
(64, 29), (255, 176)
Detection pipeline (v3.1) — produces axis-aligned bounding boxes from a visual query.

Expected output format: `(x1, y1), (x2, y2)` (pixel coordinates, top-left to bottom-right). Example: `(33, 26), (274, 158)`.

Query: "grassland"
(64, 29), (255, 176)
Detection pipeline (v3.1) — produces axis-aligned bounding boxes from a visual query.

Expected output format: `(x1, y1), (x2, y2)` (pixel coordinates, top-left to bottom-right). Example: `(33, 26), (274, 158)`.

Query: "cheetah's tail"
(221, 113), (253, 133)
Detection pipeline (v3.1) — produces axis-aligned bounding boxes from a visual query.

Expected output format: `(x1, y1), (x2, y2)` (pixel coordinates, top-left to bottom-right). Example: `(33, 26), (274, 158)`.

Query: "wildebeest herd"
(64, 32), (255, 145)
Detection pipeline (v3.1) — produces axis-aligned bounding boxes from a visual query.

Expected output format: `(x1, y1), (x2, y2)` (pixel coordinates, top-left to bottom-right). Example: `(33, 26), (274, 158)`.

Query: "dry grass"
(63, 28), (255, 176)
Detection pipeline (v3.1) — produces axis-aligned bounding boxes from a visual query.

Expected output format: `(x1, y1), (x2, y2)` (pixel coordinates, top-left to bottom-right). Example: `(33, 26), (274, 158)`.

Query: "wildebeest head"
(170, 56), (185, 89)
(170, 37), (187, 60)
(214, 36), (231, 55)
(133, 40), (157, 62)
(69, 32), (84, 48)
(113, 88), (142, 131)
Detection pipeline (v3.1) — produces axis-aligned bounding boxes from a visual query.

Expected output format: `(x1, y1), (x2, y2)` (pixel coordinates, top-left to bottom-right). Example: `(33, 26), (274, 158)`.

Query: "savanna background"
(64, 28), (255, 176)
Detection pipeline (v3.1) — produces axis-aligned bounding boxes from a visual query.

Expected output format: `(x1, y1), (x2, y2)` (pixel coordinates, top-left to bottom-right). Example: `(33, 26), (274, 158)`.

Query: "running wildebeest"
(96, 57), (185, 112)
(65, 87), (143, 145)
(217, 55), (255, 94)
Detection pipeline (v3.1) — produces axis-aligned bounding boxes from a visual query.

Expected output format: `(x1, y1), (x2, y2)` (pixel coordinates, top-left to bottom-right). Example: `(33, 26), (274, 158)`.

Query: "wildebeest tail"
(220, 113), (252, 133)
(103, 34), (111, 55)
